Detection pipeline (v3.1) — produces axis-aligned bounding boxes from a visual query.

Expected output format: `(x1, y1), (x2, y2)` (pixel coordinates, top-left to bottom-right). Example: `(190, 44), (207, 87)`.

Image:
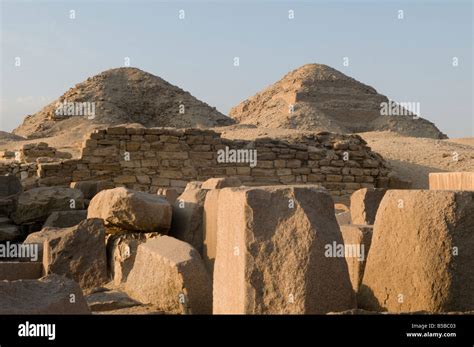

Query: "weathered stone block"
(214, 185), (355, 314)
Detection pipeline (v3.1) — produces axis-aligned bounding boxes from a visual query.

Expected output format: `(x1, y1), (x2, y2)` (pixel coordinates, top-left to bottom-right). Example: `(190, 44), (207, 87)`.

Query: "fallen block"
(88, 187), (172, 233)
(12, 187), (85, 225)
(25, 219), (108, 290)
(125, 236), (212, 314)
(0, 274), (90, 314)
(359, 190), (474, 312)
(106, 231), (160, 285)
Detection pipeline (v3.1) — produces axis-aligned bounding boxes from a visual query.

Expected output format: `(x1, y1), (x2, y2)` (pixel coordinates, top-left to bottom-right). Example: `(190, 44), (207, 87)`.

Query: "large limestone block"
(359, 190), (474, 312)
(350, 188), (386, 225)
(125, 236), (212, 314)
(429, 172), (474, 191)
(169, 188), (208, 253)
(25, 219), (108, 290)
(213, 185), (355, 314)
(106, 231), (160, 285)
(87, 187), (171, 232)
(340, 225), (373, 292)
(43, 210), (87, 228)
(12, 187), (84, 224)
(0, 274), (90, 314)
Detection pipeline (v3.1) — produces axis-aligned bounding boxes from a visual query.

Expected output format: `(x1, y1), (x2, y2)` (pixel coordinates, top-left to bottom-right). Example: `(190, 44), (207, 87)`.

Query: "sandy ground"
(359, 131), (474, 188)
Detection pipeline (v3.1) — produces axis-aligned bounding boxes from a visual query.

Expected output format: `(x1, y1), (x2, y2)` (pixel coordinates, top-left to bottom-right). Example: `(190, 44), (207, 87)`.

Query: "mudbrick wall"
(0, 126), (392, 198)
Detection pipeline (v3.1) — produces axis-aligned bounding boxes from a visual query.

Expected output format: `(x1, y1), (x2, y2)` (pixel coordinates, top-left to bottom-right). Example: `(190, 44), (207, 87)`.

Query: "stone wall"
(0, 126), (392, 198)
(0, 162), (37, 186)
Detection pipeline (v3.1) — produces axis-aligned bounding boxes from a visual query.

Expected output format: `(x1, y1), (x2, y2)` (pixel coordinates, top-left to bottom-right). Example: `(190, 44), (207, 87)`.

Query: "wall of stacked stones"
(75, 127), (390, 196)
(0, 160), (78, 188)
(0, 162), (36, 181)
(0, 126), (391, 197)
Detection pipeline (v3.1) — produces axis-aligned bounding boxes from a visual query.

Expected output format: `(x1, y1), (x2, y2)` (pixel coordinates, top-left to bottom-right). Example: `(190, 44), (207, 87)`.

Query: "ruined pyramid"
(13, 67), (234, 139)
(229, 64), (447, 139)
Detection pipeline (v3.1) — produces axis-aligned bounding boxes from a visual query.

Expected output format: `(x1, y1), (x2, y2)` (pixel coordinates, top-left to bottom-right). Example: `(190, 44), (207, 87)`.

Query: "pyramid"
(230, 64), (447, 139)
(13, 67), (234, 139)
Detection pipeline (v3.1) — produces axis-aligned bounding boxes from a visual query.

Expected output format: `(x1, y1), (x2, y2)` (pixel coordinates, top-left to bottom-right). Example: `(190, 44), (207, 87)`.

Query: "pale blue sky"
(1, 0), (472, 137)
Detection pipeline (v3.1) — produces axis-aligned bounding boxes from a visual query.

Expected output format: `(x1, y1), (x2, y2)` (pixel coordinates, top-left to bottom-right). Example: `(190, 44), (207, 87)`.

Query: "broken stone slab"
(350, 188), (386, 225)
(429, 172), (474, 191)
(125, 236), (212, 314)
(12, 187), (85, 225)
(339, 224), (373, 292)
(43, 210), (87, 228)
(201, 177), (242, 190)
(359, 190), (474, 312)
(213, 185), (356, 314)
(106, 231), (161, 285)
(86, 289), (141, 312)
(70, 180), (115, 199)
(24, 218), (108, 290)
(169, 188), (208, 254)
(88, 187), (172, 233)
(0, 261), (43, 280)
(0, 274), (90, 314)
